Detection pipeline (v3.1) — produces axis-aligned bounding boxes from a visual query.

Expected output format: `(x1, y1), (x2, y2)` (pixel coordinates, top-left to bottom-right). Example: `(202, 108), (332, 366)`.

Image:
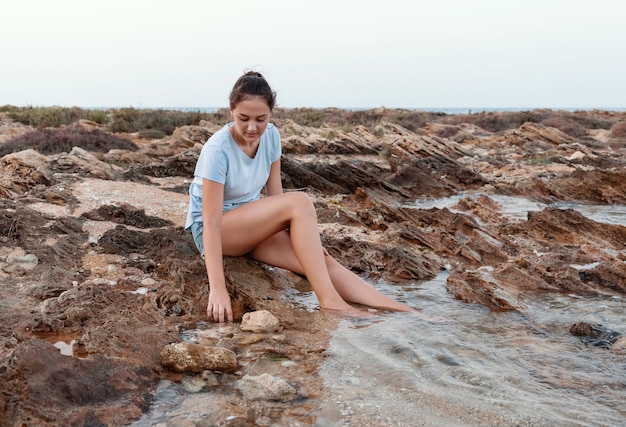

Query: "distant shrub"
(540, 116), (587, 138)
(0, 127), (138, 156)
(372, 127), (385, 137)
(516, 110), (544, 126)
(271, 108), (443, 132)
(345, 110), (384, 128)
(568, 112), (614, 130)
(108, 108), (219, 135)
(437, 125), (460, 139)
(7, 106), (98, 128)
(108, 108), (140, 133)
(610, 121), (626, 138)
(390, 110), (439, 132)
(86, 109), (109, 124)
(0, 105), (20, 113)
(138, 129), (167, 139)
(444, 110), (542, 133)
(452, 131), (476, 143)
(273, 108), (338, 127)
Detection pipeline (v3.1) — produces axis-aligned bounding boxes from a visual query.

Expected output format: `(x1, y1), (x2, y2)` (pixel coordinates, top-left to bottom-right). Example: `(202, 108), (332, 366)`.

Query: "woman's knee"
(284, 191), (315, 215)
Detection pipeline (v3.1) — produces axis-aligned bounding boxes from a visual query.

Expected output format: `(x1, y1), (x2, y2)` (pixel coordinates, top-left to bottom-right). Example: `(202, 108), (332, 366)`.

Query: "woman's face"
(230, 96), (272, 144)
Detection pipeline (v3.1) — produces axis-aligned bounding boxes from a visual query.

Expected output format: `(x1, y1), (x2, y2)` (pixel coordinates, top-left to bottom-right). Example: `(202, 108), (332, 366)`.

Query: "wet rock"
(160, 342), (238, 372)
(235, 373), (297, 402)
(240, 310), (280, 333)
(611, 337), (626, 355)
(181, 370), (220, 392)
(569, 322), (623, 348)
(446, 269), (519, 311)
(0, 339), (153, 426)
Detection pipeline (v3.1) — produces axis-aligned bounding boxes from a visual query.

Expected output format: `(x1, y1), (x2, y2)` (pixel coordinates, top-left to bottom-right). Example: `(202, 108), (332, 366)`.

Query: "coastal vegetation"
(1, 105), (624, 156)
(0, 127), (138, 157)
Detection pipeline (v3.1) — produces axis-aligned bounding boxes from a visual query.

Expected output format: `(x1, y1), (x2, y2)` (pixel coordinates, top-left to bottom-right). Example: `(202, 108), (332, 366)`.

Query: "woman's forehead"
(232, 97), (271, 115)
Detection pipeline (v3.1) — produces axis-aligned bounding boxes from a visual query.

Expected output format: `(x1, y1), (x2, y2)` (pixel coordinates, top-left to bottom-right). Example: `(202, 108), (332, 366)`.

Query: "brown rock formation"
(0, 108), (625, 425)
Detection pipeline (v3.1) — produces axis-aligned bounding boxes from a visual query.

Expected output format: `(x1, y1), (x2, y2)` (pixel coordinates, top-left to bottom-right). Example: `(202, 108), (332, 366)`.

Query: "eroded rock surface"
(0, 108), (625, 426)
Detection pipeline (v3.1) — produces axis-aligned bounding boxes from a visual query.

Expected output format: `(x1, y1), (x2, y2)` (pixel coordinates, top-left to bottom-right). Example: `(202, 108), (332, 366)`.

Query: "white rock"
(235, 373), (296, 401)
(240, 310), (280, 333)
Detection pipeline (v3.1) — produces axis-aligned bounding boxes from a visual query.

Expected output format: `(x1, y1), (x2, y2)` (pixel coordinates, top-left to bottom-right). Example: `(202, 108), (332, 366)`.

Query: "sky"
(1, 0), (625, 110)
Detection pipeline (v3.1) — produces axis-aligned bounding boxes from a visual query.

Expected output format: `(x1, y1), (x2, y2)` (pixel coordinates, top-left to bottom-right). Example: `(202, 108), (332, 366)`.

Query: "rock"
(235, 373), (297, 402)
(612, 337), (626, 355)
(1, 339), (153, 426)
(567, 150), (586, 161)
(446, 269), (519, 311)
(51, 146), (125, 180)
(240, 310), (280, 333)
(160, 342), (237, 372)
(6, 252), (38, 265)
(507, 122), (576, 146)
(2, 108), (626, 426)
(181, 370), (220, 392)
(0, 149), (52, 198)
(569, 322), (622, 348)
(170, 125), (216, 147)
(2, 250), (39, 275)
(141, 277), (157, 287)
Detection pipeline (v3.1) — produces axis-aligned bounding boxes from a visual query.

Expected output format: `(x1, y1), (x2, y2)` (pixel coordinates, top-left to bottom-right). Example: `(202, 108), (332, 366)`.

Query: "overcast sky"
(2, 0), (625, 110)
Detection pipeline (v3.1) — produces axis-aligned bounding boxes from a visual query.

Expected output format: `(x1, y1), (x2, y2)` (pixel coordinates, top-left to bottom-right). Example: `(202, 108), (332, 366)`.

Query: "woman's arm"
(201, 178), (233, 322)
(264, 159), (283, 197)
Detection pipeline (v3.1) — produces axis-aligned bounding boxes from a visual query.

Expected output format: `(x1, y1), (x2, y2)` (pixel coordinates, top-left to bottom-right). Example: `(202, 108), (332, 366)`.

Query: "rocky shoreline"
(1, 109), (625, 426)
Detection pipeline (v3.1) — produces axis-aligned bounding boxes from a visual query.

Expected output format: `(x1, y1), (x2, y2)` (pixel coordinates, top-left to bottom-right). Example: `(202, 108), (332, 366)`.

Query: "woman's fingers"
(207, 304), (233, 323)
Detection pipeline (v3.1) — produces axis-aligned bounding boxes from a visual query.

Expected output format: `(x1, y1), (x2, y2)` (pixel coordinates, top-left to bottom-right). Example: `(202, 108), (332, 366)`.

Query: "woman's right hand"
(207, 286), (233, 323)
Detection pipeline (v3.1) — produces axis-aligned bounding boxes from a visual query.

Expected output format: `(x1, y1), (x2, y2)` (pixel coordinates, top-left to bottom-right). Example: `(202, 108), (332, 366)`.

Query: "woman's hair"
(229, 71), (277, 111)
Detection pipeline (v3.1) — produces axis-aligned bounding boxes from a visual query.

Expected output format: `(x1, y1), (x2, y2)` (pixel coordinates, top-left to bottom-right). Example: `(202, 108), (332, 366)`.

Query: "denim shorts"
(189, 222), (204, 258)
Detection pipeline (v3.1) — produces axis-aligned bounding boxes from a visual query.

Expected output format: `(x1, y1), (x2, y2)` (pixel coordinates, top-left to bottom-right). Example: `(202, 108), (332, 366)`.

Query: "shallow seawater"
(133, 195), (625, 426)
(413, 193), (626, 226)
(315, 195), (626, 426)
(315, 272), (626, 426)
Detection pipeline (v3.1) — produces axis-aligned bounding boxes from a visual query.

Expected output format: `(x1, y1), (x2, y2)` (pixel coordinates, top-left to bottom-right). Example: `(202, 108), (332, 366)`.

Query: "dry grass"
(539, 116), (588, 138)
(0, 127), (137, 156)
(2, 106), (625, 140)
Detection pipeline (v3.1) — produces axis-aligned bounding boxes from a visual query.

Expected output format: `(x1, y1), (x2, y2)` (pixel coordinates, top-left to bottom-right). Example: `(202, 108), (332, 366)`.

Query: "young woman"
(185, 71), (414, 322)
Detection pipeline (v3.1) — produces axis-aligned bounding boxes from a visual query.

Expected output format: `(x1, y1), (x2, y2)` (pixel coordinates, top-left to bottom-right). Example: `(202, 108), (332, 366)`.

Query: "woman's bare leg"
(220, 192), (361, 314)
(250, 229), (414, 312)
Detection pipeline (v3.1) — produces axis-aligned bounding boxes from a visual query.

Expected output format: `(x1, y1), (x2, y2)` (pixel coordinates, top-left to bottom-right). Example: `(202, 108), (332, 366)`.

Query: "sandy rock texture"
(0, 108), (625, 426)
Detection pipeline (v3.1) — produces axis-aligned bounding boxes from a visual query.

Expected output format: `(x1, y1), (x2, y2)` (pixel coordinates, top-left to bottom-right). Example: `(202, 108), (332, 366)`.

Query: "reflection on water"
(317, 272), (626, 426)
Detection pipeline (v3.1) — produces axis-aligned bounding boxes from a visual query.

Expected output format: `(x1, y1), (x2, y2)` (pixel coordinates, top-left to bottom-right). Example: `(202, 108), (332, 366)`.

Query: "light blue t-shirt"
(185, 122), (281, 229)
